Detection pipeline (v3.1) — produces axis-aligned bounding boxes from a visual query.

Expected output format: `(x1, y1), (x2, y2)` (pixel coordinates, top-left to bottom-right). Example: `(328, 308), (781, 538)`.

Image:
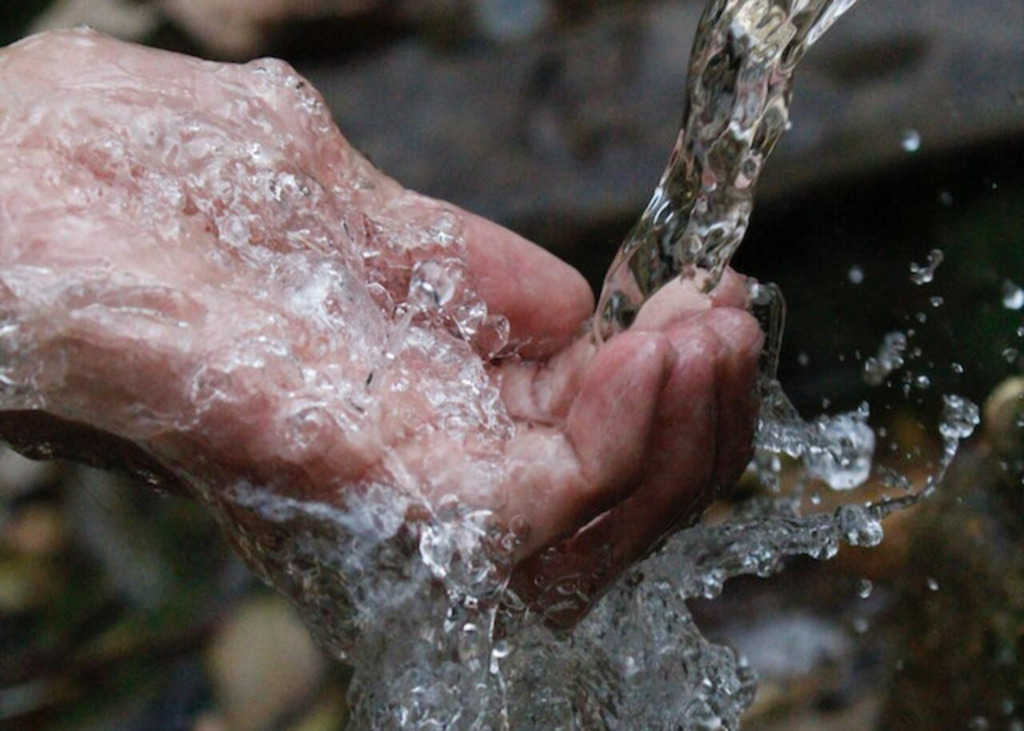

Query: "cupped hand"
(0, 30), (762, 622)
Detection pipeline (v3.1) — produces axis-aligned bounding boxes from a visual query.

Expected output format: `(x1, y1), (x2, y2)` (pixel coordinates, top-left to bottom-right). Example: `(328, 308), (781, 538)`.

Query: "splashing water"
(863, 331), (909, 386)
(909, 248), (945, 285)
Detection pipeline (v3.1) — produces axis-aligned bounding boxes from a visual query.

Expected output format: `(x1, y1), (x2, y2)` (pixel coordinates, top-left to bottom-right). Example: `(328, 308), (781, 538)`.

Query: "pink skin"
(0, 30), (763, 621)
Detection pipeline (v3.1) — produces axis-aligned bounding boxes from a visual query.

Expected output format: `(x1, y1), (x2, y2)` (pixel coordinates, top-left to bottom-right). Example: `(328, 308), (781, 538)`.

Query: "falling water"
(595, 0), (860, 340)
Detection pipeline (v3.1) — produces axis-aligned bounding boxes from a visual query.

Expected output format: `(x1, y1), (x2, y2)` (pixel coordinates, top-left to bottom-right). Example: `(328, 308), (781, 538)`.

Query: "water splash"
(863, 331), (909, 386)
(909, 248), (945, 285)
(900, 128), (922, 153)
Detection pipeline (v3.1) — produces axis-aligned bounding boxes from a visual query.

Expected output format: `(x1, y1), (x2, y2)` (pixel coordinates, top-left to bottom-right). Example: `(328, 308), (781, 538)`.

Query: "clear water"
(594, 0), (861, 340)
(0, 16), (984, 731)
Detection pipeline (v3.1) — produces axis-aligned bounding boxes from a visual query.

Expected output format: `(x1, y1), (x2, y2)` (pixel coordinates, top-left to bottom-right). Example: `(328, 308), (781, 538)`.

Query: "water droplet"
(939, 395), (980, 442)
(804, 413), (876, 491)
(915, 374), (931, 389)
(837, 504), (884, 547)
(847, 265), (864, 284)
(797, 351), (810, 367)
(909, 249), (944, 285)
(930, 296), (944, 308)
(926, 577), (940, 591)
(900, 128), (921, 152)
(864, 331), (908, 386)
(409, 259), (458, 310)
(856, 578), (873, 599)
(951, 362), (965, 375)
(1002, 280), (1024, 310)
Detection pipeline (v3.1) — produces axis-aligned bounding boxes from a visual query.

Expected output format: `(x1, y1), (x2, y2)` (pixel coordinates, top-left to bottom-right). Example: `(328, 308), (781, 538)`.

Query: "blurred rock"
(67, 467), (172, 608)
(0, 555), (57, 613)
(192, 713), (231, 731)
(31, 0), (388, 58)
(0, 447), (58, 499)
(3, 503), (65, 556)
(472, 0), (552, 42)
(984, 377), (1024, 460)
(31, 0), (160, 42)
(158, 0), (382, 59)
(207, 595), (328, 731)
(878, 431), (1024, 729)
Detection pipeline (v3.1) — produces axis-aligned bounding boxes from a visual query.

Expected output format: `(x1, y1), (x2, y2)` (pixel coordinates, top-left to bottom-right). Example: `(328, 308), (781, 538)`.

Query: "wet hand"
(0, 30), (762, 624)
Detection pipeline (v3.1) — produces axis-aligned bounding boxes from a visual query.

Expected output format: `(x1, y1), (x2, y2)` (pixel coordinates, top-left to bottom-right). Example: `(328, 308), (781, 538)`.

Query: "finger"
(514, 308), (762, 625)
(586, 320), (721, 564)
(497, 330), (673, 557)
(706, 308), (763, 487)
(710, 268), (750, 310)
(586, 309), (760, 566)
(630, 267), (750, 332)
(513, 320), (719, 623)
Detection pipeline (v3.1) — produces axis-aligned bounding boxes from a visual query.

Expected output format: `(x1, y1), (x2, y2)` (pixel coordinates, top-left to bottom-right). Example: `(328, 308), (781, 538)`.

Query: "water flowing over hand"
(0, 30), (762, 633)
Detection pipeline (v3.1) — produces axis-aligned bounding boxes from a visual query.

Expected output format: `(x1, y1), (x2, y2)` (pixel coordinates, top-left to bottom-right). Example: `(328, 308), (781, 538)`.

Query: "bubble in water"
(863, 331), (908, 386)
(926, 577), (940, 591)
(856, 578), (873, 599)
(909, 249), (944, 285)
(930, 296), (944, 308)
(937, 189), (954, 207)
(837, 504), (884, 547)
(805, 413), (876, 490)
(1004, 348), (1020, 364)
(408, 259), (457, 310)
(939, 395), (981, 442)
(1002, 280), (1024, 310)
(900, 128), (922, 153)
(969, 717), (991, 731)
(847, 265), (865, 284)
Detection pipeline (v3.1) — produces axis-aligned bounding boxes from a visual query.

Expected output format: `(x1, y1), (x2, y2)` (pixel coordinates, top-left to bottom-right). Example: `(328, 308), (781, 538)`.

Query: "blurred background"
(0, 1), (1022, 729)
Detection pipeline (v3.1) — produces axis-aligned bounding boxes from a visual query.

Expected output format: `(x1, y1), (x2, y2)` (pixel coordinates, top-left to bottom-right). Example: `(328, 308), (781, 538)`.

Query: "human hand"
(0, 30), (762, 625)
